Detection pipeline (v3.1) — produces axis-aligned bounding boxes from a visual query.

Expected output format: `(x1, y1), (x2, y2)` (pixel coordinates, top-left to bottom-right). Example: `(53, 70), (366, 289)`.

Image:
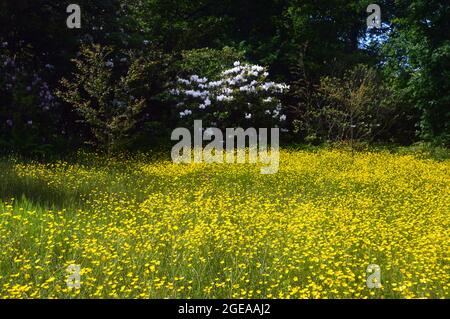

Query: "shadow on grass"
(0, 161), (78, 209)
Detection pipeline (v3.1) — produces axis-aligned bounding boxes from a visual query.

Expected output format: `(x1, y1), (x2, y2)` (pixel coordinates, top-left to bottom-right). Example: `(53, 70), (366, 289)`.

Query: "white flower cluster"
(179, 109), (192, 118)
(171, 61), (289, 124)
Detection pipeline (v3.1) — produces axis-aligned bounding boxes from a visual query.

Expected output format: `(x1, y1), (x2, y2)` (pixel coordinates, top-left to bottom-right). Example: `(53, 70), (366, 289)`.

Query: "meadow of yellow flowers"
(0, 148), (449, 298)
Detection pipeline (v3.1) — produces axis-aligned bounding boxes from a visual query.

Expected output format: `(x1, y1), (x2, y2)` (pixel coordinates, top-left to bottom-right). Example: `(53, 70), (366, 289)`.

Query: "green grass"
(0, 147), (449, 298)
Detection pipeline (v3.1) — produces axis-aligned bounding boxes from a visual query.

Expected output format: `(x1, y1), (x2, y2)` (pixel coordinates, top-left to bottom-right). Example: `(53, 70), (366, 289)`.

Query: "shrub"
(177, 47), (246, 80)
(170, 61), (290, 130)
(292, 64), (399, 143)
(57, 44), (172, 152)
(0, 42), (59, 154)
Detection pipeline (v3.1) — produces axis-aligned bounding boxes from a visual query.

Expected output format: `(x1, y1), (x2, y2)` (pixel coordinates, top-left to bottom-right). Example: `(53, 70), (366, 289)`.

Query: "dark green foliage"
(381, 0), (450, 145)
(176, 47), (246, 79)
(0, 0), (448, 152)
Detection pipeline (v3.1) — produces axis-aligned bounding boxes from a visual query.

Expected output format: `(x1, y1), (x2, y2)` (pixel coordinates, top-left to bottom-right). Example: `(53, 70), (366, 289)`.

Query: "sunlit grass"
(0, 148), (449, 298)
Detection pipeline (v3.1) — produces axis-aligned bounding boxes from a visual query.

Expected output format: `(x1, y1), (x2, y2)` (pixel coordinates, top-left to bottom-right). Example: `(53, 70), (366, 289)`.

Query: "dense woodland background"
(1, 0), (449, 155)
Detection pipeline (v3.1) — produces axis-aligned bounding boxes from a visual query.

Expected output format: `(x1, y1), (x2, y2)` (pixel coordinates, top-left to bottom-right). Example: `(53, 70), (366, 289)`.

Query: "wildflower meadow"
(1, 0), (449, 303)
(1, 148), (448, 298)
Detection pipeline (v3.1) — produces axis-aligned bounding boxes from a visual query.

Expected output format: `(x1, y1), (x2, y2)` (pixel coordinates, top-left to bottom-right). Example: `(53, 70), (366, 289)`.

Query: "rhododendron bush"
(170, 61), (290, 130)
(0, 42), (60, 153)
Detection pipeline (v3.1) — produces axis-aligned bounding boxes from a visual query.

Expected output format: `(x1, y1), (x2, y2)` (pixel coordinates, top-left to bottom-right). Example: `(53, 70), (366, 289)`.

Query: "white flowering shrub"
(170, 61), (289, 129)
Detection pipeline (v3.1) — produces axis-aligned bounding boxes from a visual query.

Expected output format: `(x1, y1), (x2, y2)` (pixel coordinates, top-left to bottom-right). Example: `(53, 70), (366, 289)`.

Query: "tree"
(382, 0), (450, 145)
(57, 44), (172, 151)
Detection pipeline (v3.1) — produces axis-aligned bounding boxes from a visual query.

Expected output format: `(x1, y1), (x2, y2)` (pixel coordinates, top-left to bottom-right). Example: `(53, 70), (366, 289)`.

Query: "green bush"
(292, 65), (400, 144)
(57, 44), (173, 152)
(177, 47), (246, 80)
(0, 42), (61, 155)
